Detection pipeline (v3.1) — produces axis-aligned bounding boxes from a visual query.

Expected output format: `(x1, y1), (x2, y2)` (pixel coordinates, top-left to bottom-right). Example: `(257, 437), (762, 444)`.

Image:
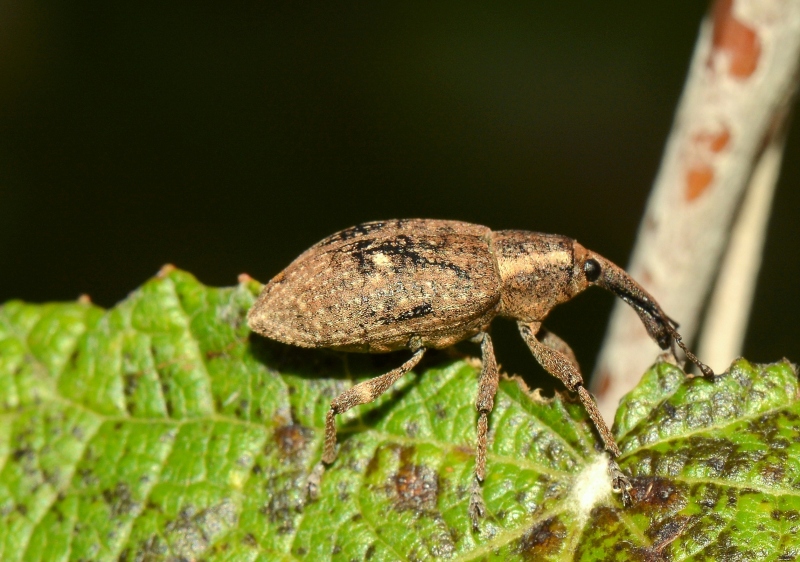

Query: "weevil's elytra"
(253, 220), (500, 353)
(248, 218), (713, 530)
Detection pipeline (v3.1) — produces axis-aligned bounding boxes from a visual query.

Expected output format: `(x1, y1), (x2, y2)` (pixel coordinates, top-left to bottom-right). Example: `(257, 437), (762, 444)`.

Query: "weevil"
(247, 219), (713, 528)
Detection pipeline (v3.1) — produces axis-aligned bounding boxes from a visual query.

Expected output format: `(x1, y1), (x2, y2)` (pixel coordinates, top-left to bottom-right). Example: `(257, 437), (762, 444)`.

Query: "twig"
(696, 134), (788, 372)
(592, 0), (800, 419)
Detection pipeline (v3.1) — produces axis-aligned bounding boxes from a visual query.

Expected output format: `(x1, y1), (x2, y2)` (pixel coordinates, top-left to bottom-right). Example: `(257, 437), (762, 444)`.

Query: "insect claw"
(468, 478), (487, 532)
(608, 460), (632, 507)
(668, 330), (716, 379)
(306, 462), (325, 501)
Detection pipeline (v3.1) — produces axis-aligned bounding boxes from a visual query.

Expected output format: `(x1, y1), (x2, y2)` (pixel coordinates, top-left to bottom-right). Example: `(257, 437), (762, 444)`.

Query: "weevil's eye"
(584, 259), (601, 282)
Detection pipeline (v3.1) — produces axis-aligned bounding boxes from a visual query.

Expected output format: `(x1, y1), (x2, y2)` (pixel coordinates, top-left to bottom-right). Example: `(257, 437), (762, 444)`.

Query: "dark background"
(2, 2), (798, 387)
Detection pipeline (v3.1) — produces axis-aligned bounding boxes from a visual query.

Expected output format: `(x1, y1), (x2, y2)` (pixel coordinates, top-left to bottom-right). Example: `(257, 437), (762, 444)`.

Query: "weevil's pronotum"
(248, 219), (713, 528)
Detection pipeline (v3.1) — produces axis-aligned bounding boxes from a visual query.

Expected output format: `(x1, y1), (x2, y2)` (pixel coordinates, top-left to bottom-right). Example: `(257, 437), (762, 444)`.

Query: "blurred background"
(2, 1), (798, 388)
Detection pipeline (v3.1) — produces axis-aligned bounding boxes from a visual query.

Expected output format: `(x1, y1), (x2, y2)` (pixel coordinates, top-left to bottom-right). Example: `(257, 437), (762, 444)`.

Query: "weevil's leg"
(323, 347), (426, 462)
(307, 347), (426, 498)
(468, 331), (499, 530)
(518, 321), (617, 454)
(518, 321), (632, 505)
(537, 327), (580, 372)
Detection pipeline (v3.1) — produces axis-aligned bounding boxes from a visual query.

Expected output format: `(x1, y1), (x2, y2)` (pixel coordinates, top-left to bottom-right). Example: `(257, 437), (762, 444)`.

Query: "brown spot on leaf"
(709, 0), (761, 78)
(273, 423), (313, 461)
(365, 447), (383, 477)
(728, 487), (741, 507)
(262, 466), (308, 534)
(637, 515), (692, 561)
(760, 462), (785, 485)
(102, 482), (138, 518)
(123, 372), (140, 398)
(514, 517), (568, 559)
(631, 476), (686, 512)
(12, 447), (33, 462)
(133, 535), (167, 560)
(391, 447), (439, 512)
(163, 500), (238, 558)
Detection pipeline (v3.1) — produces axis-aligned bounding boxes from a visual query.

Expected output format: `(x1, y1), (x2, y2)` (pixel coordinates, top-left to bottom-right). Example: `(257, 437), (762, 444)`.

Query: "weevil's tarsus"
(470, 331), (500, 531)
(306, 460), (325, 500)
(608, 460), (632, 507)
(469, 477), (486, 532)
(667, 327), (716, 379)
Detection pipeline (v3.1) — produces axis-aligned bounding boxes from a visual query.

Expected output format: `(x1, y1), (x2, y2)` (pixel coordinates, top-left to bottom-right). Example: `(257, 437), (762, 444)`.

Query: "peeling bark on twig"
(592, 0), (800, 419)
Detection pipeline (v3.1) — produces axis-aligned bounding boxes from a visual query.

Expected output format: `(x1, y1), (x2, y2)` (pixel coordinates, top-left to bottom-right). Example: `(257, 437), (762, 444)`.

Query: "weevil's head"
(491, 231), (665, 328)
(571, 242), (674, 349)
(492, 230), (712, 376)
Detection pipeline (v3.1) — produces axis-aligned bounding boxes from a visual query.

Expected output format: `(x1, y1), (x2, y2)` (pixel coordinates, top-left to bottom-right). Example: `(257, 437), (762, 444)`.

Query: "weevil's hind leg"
(518, 321), (632, 506)
(322, 347), (425, 463)
(468, 331), (500, 531)
(307, 347), (426, 499)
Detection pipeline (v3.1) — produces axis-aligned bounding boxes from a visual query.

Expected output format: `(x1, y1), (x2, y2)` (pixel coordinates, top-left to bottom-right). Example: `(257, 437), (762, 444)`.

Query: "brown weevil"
(248, 219), (713, 529)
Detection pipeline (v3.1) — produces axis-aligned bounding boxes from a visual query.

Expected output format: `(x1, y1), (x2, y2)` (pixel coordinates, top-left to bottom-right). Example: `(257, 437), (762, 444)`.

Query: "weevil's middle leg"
(307, 347), (426, 498)
(518, 321), (632, 505)
(468, 331), (500, 531)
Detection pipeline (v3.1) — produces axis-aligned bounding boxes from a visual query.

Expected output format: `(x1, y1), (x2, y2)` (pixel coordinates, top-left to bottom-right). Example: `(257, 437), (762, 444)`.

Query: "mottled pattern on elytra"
(248, 219), (502, 352)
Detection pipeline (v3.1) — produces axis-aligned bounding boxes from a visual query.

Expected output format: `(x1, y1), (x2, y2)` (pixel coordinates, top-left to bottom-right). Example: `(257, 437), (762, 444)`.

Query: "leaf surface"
(1, 268), (798, 561)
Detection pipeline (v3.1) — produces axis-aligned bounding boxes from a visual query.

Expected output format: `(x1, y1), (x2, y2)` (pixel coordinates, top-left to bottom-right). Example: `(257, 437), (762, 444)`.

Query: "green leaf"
(1, 267), (798, 561)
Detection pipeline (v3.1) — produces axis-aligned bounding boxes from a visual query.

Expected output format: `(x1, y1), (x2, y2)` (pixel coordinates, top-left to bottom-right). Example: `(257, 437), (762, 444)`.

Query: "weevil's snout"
(573, 244), (714, 378)
(581, 252), (672, 347)
(581, 251), (674, 346)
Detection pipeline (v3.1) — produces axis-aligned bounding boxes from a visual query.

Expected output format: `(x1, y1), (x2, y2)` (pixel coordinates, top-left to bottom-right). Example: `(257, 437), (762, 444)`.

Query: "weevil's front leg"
(518, 321), (632, 505)
(469, 331), (499, 530)
(307, 347), (426, 498)
(537, 326), (580, 370)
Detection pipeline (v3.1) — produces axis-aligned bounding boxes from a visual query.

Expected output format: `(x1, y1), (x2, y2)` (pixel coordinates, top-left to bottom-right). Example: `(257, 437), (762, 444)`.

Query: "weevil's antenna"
(663, 321), (715, 379)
